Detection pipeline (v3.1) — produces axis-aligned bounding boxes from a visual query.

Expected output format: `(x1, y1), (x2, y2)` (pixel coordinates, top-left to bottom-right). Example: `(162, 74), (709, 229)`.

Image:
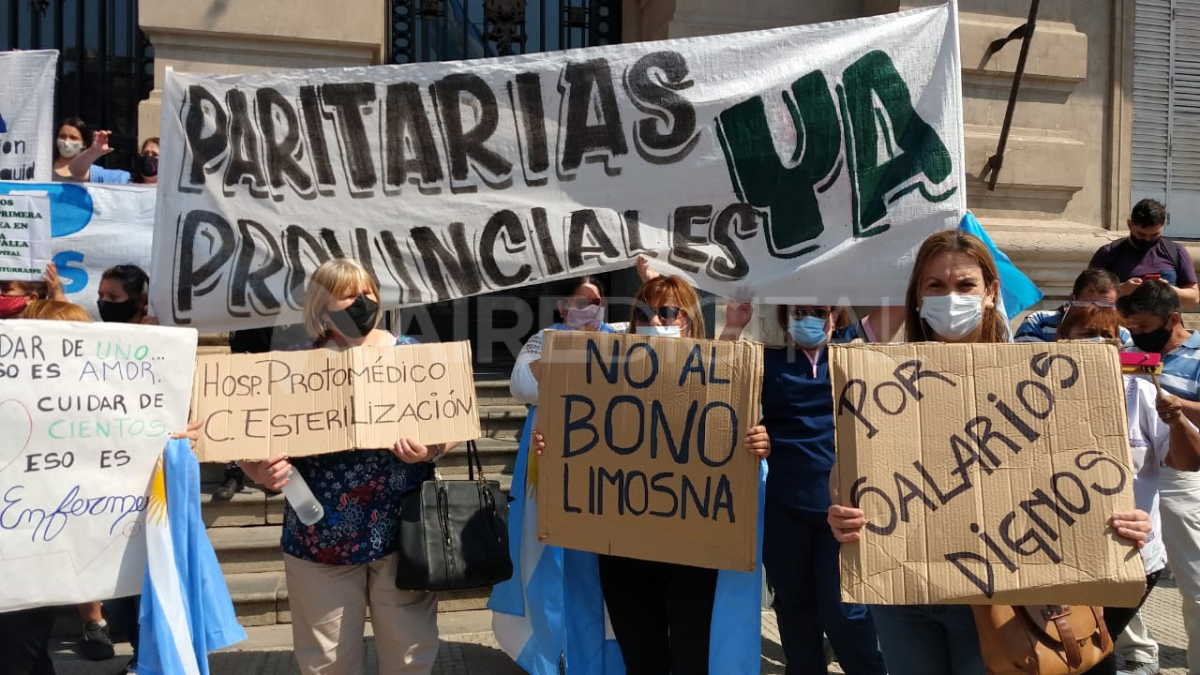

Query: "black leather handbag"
(394, 440), (513, 591)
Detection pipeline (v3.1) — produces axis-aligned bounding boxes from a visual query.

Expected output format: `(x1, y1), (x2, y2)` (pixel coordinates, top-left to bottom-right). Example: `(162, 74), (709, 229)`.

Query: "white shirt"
(510, 323), (629, 405)
(1124, 374), (1182, 574)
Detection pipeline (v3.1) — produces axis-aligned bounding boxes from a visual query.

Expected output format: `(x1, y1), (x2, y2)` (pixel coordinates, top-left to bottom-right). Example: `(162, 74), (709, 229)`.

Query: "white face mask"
(636, 325), (682, 338)
(919, 294), (985, 341)
(57, 139), (84, 158)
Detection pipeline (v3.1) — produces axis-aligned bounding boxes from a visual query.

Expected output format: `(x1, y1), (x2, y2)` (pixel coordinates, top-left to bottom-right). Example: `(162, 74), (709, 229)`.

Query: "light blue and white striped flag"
(137, 438), (245, 675)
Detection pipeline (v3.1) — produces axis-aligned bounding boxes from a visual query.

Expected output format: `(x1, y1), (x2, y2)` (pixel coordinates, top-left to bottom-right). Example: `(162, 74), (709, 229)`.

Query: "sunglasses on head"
(1067, 300), (1115, 308)
(790, 307), (831, 320)
(635, 304), (685, 323)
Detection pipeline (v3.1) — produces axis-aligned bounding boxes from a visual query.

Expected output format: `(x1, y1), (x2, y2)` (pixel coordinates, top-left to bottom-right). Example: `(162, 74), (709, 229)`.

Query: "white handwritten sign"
(0, 193), (51, 282)
(0, 320), (197, 612)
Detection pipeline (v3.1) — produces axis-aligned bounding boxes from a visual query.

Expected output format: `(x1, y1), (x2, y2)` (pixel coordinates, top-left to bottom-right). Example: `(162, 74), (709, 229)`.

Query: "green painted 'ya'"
(716, 50), (956, 258)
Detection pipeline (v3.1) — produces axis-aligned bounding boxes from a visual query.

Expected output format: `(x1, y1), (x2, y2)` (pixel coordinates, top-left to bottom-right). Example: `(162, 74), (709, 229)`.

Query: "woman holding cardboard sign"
(242, 258), (449, 675)
(531, 274), (771, 675)
(826, 230), (1154, 675)
(1054, 304), (1200, 675)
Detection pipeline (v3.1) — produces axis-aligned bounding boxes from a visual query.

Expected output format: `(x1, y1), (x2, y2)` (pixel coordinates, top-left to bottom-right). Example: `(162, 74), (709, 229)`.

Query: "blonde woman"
(243, 258), (448, 675)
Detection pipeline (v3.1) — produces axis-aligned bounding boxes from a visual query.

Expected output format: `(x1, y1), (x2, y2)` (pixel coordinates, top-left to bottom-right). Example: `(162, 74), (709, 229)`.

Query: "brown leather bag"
(972, 604), (1113, 675)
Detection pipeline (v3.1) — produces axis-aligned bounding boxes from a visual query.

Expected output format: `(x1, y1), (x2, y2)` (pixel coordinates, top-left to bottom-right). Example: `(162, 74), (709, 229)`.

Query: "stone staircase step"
(209, 526), (285, 574)
(227, 570), (289, 627)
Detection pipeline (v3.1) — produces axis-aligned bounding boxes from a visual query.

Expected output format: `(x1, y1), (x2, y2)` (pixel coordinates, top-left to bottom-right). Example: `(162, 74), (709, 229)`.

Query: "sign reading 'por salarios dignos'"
(153, 4), (966, 332)
(831, 342), (1147, 608)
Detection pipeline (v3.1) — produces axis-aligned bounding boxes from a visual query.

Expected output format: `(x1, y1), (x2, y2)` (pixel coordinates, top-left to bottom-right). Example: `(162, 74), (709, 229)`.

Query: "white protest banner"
(0, 182), (156, 318)
(153, 4), (965, 332)
(0, 193), (51, 281)
(0, 320), (197, 612)
(0, 50), (57, 182)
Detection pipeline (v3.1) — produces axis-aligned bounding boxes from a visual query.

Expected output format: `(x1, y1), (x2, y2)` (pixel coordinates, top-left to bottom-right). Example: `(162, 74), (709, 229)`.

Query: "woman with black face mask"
(97, 264), (151, 324)
(240, 258), (449, 675)
(134, 137), (159, 185)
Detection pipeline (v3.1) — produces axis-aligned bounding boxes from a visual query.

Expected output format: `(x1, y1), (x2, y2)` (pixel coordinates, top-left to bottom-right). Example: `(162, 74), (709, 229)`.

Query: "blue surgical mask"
(788, 316), (829, 348)
(636, 325), (682, 338)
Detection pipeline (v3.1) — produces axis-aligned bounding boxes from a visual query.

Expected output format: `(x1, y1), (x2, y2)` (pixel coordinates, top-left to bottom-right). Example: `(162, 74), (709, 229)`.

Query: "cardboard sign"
(192, 341), (481, 461)
(0, 320), (197, 612)
(536, 331), (764, 571)
(0, 193), (50, 281)
(153, 4), (965, 332)
(0, 50), (57, 181)
(831, 341), (1147, 607)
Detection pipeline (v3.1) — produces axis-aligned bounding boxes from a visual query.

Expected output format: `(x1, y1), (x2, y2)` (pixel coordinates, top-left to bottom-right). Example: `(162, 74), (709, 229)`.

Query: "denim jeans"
(871, 604), (984, 675)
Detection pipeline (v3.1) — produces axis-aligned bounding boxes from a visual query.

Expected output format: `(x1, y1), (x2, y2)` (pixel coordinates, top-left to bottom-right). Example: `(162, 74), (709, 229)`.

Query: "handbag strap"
(466, 439), (485, 481)
(1040, 605), (1084, 669)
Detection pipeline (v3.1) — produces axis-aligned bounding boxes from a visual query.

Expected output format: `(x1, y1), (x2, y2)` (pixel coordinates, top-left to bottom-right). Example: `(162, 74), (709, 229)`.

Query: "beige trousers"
(284, 552), (439, 675)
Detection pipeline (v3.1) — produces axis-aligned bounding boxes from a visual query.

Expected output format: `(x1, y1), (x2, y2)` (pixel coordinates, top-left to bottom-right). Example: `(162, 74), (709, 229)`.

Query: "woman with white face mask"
(827, 229), (1155, 675)
(52, 118), (132, 184)
(52, 117), (90, 181)
(525, 274), (771, 674)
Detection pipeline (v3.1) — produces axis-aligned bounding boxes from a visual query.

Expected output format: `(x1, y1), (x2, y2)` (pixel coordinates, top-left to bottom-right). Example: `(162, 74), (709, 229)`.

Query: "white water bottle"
(282, 466), (325, 526)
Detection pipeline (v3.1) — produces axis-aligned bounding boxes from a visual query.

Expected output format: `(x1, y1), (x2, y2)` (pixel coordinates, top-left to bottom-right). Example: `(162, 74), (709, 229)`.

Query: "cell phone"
(108, 133), (138, 155)
(1142, 273), (1162, 281)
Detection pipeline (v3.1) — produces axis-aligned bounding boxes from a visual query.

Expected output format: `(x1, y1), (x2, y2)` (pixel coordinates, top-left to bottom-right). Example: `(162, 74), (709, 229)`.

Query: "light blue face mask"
(788, 316), (829, 348)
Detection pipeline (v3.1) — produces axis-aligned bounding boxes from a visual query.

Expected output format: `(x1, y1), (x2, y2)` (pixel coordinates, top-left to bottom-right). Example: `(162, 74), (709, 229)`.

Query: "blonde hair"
(22, 300), (91, 322)
(629, 275), (707, 338)
(302, 258), (381, 342)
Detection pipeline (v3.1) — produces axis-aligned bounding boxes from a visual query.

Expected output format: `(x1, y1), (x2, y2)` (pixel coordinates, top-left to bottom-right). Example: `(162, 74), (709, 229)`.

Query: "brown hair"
(775, 305), (853, 332)
(1056, 305), (1123, 341)
(22, 300), (91, 322)
(629, 275), (706, 338)
(141, 137), (160, 153)
(904, 230), (1006, 343)
(0, 279), (50, 300)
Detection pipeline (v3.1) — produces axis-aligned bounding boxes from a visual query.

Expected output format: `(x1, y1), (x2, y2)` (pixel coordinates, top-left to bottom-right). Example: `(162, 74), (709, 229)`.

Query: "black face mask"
(327, 294), (379, 338)
(98, 299), (140, 323)
(1129, 235), (1157, 252)
(135, 154), (158, 178)
(1131, 324), (1173, 354)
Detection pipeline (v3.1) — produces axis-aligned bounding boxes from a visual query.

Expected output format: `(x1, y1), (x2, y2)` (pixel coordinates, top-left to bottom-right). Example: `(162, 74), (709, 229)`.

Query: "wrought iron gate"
(2, 0), (153, 170)
(387, 0), (621, 64)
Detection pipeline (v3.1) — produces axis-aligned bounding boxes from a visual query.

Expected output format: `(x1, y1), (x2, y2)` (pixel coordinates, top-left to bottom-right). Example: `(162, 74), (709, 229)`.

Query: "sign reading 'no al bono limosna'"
(153, 4), (966, 332)
(536, 332), (764, 571)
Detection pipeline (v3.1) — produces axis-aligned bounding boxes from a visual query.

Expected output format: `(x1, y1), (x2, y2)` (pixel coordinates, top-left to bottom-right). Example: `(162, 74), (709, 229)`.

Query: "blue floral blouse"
(280, 334), (432, 565)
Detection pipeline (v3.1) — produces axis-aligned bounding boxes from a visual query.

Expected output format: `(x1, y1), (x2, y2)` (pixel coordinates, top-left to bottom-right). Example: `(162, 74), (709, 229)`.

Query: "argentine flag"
(137, 439), (245, 675)
(959, 212), (1043, 321)
(489, 411), (567, 674)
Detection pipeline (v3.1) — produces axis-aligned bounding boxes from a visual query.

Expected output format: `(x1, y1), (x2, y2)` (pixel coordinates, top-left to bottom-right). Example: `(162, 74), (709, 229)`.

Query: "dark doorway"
(2, 0), (154, 174)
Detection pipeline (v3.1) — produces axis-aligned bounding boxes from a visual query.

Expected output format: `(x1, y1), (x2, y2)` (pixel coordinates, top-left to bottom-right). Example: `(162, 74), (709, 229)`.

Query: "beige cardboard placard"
(536, 331), (764, 571)
(192, 341), (480, 461)
(831, 341), (1147, 607)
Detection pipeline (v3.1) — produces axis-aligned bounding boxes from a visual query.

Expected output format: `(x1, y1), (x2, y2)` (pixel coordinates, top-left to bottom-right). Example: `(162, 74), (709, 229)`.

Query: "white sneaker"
(1118, 662), (1161, 675)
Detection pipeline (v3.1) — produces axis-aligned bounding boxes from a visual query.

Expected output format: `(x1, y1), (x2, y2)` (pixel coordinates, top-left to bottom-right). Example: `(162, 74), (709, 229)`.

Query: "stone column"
(137, 0), (387, 138)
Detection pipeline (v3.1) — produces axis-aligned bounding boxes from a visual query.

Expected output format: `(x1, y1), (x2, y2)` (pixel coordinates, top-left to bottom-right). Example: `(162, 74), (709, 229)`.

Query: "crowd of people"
(2, 130), (1199, 675)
